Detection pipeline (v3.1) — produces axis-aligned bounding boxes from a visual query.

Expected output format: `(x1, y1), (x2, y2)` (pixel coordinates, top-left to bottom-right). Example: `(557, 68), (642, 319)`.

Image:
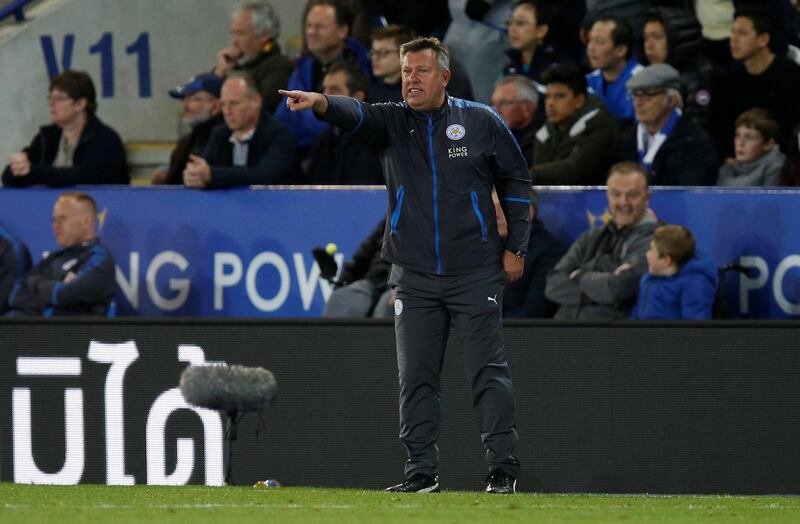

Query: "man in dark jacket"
(617, 63), (719, 186)
(183, 72), (296, 188)
(212, 0), (293, 113)
(306, 61), (383, 185)
(533, 63), (618, 185)
(281, 37), (531, 494)
(6, 192), (115, 317)
(3, 70), (127, 187)
(503, 0), (569, 85)
(491, 75), (539, 167)
(500, 190), (566, 318)
(0, 225), (31, 314)
(710, 7), (800, 158)
(152, 73), (225, 185)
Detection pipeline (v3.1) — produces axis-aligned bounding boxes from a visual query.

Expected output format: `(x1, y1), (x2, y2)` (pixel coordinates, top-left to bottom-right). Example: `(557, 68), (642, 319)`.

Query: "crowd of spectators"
(5, 0), (800, 191)
(3, 0), (800, 318)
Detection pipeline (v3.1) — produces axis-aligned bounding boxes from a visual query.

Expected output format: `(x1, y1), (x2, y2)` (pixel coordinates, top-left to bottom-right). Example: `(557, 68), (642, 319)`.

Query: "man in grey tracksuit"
(281, 37), (531, 494)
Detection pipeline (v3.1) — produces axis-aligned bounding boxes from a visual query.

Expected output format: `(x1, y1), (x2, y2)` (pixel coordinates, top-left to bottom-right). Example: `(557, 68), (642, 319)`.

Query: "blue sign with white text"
(0, 187), (798, 318)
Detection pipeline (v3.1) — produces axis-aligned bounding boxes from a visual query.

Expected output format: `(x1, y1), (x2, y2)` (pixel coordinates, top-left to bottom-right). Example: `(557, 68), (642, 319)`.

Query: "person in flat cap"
(151, 73), (225, 185)
(615, 62), (719, 186)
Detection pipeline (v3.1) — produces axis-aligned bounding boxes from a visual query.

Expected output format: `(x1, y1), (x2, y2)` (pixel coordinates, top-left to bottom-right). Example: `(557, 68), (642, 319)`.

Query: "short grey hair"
(495, 75), (539, 107)
(399, 37), (450, 72)
(233, 0), (280, 40)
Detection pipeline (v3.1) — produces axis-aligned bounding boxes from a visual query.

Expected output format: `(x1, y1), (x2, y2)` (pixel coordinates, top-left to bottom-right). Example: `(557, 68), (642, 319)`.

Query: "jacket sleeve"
(207, 122), (297, 188)
(321, 95), (390, 150)
(36, 246), (116, 309)
(489, 113), (532, 254)
(532, 123), (619, 185)
(629, 275), (647, 319)
(258, 58), (295, 114)
(680, 273), (717, 319)
(339, 219), (386, 284)
(678, 131), (720, 186)
(505, 239), (565, 318)
(2, 132), (46, 187)
(577, 231), (651, 305)
(544, 231), (592, 306)
(6, 128), (128, 187)
(0, 244), (16, 312)
(273, 70), (330, 147)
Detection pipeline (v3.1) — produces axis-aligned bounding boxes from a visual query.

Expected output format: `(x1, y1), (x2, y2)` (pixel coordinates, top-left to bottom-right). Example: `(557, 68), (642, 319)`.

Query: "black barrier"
(1, 319), (799, 493)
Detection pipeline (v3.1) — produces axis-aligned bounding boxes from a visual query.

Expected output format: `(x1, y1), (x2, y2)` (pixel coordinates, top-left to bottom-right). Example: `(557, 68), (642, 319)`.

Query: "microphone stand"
(224, 410), (239, 485)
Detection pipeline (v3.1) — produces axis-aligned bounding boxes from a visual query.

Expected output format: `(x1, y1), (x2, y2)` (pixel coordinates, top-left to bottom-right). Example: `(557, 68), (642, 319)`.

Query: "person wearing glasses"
(151, 73), (225, 185)
(369, 24), (415, 103)
(503, 0), (569, 87)
(369, 24), (474, 103)
(491, 75), (539, 166)
(617, 63), (719, 186)
(2, 70), (127, 187)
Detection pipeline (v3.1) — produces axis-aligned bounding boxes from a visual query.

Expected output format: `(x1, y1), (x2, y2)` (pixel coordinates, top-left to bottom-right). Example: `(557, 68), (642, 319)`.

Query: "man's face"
(632, 88), (672, 129)
(544, 83), (584, 126)
(231, 9), (268, 63)
(401, 49), (450, 111)
(507, 4), (547, 52)
(181, 91), (220, 126)
(305, 5), (348, 59)
(370, 38), (401, 80)
(587, 21), (624, 70)
(52, 196), (93, 248)
(220, 78), (262, 133)
(643, 20), (668, 64)
(730, 16), (768, 61)
(322, 70), (352, 96)
(606, 170), (651, 227)
(48, 88), (85, 128)
(734, 125), (773, 162)
(491, 83), (534, 130)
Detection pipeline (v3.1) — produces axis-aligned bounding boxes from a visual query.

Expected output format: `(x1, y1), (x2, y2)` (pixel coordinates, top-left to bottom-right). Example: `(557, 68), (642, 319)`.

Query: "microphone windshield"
(180, 364), (276, 414)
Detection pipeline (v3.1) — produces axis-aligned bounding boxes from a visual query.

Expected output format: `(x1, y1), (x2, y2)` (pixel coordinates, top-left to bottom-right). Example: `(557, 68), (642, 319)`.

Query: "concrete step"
(126, 141), (174, 186)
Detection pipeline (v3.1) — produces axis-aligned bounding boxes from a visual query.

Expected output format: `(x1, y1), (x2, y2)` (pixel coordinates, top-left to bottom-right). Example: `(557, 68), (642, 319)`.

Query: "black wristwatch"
(513, 250), (526, 258)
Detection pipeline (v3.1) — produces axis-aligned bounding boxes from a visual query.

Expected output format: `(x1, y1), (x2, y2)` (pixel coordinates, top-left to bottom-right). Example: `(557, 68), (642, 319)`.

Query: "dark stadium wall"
(1, 319), (799, 494)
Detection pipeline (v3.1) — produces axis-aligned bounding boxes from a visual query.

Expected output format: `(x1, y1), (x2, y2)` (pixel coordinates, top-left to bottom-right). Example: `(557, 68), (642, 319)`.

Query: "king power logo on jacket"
(448, 146), (468, 158)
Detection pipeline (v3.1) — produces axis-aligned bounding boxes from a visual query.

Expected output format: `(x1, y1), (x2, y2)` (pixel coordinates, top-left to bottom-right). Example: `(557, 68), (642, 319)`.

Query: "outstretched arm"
(278, 89), (329, 115)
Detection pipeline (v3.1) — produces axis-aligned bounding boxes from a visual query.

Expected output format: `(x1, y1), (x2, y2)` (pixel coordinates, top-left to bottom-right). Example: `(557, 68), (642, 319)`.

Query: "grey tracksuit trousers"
(390, 264), (520, 478)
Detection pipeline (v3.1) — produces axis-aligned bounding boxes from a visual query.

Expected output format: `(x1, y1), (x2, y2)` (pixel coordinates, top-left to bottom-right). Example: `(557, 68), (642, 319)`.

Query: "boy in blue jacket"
(631, 225), (717, 320)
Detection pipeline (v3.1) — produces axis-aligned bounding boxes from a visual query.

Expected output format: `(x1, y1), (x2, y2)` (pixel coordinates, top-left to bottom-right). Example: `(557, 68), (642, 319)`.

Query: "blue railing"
(0, 0), (34, 23)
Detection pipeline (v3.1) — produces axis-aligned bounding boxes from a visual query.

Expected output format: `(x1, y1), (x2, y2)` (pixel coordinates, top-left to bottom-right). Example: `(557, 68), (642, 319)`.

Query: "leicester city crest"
(446, 124), (466, 141)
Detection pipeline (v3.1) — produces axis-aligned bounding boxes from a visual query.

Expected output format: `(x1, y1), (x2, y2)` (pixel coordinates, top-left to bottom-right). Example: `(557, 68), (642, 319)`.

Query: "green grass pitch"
(2, 484), (799, 523)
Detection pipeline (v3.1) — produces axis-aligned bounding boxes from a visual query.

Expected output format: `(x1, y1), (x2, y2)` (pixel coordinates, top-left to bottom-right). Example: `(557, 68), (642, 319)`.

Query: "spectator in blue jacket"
(273, 0), (371, 150)
(184, 72), (296, 189)
(585, 16), (642, 125)
(631, 225), (717, 320)
(2, 70), (128, 187)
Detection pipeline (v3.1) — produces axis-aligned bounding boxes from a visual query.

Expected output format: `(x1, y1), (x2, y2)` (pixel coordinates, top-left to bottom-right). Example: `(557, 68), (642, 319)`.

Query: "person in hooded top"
(630, 224), (718, 320)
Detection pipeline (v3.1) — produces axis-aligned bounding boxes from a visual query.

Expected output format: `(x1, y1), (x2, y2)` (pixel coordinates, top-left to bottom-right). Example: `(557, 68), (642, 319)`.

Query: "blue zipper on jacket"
(390, 185), (404, 235)
(427, 117), (442, 274)
(470, 191), (487, 242)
